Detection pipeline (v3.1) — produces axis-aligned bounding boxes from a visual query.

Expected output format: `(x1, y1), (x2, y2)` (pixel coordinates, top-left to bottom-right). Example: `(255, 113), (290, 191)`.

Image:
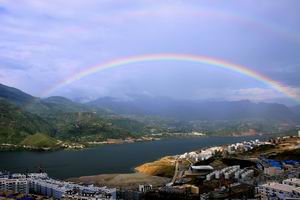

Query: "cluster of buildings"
(171, 136), (300, 199)
(61, 143), (85, 149)
(178, 139), (268, 163)
(257, 178), (300, 199)
(206, 165), (254, 181)
(0, 171), (116, 200)
(178, 146), (223, 162)
(227, 139), (269, 154)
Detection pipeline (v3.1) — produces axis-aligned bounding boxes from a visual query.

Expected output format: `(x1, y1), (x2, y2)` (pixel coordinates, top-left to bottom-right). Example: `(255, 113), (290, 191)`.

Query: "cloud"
(229, 88), (284, 101)
(0, 0), (300, 104)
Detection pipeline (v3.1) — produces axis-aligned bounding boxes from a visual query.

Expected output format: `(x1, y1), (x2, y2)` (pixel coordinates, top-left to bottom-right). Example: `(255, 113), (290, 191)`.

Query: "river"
(0, 136), (269, 179)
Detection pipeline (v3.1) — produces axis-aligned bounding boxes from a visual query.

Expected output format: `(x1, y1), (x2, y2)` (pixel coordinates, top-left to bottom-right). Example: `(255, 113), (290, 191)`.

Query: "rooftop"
(191, 165), (213, 170)
(284, 178), (300, 185)
(293, 187), (300, 194)
(261, 182), (296, 193)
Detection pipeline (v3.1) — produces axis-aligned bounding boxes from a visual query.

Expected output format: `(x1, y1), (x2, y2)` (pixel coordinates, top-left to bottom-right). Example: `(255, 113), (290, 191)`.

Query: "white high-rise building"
(0, 178), (29, 194)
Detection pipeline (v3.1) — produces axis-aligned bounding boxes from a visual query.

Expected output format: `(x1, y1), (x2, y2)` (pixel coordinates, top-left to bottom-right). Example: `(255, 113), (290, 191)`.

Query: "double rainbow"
(42, 54), (300, 103)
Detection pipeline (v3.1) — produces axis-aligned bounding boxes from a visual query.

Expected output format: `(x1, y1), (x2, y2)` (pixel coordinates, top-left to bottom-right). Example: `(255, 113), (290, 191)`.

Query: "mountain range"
(0, 83), (154, 145)
(0, 83), (299, 146)
(88, 96), (300, 122)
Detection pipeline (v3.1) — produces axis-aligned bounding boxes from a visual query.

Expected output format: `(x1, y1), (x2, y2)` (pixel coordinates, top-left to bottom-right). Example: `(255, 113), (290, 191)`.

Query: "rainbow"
(42, 54), (300, 102)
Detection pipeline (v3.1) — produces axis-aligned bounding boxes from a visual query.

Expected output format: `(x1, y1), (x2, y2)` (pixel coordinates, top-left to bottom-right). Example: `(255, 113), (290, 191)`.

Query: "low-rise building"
(138, 184), (152, 192)
(257, 179), (300, 200)
(264, 167), (284, 176)
(62, 187), (116, 200)
(283, 178), (300, 188)
(0, 171), (9, 179)
(27, 173), (48, 179)
(240, 169), (254, 180)
(11, 173), (26, 179)
(224, 166), (240, 180)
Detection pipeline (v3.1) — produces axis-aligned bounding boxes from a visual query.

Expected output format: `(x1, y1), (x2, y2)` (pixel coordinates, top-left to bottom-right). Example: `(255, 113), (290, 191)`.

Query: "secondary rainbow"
(42, 54), (300, 102)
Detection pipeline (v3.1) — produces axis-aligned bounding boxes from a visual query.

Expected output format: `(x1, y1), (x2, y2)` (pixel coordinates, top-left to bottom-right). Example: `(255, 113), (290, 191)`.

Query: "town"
(1, 134), (300, 199)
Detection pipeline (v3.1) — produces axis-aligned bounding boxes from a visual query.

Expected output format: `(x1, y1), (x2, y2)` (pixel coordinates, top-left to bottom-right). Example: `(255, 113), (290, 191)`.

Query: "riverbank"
(0, 133), (208, 152)
(135, 156), (177, 178)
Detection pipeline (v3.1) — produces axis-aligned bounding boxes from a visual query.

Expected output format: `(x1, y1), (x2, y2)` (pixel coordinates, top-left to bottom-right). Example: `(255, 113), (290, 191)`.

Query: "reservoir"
(0, 136), (268, 179)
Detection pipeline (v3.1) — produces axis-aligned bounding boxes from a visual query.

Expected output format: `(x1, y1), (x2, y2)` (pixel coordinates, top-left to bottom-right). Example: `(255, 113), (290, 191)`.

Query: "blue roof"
(283, 160), (300, 165)
(265, 159), (282, 168)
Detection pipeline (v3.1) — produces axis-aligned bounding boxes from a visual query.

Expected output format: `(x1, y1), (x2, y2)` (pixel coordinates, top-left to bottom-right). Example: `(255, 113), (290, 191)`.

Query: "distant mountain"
(0, 83), (102, 115)
(88, 96), (300, 123)
(25, 96), (97, 117)
(0, 83), (158, 145)
(0, 83), (35, 105)
(0, 83), (298, 147)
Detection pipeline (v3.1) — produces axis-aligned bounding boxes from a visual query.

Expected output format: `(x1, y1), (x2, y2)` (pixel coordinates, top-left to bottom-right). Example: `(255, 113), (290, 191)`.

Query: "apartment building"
(258, 179), (300, 200)
(0, 178), (29, 194)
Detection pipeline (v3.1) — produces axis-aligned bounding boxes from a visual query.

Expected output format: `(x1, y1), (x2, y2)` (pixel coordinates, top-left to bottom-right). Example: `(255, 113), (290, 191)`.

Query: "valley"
(0, 83), (299, 151)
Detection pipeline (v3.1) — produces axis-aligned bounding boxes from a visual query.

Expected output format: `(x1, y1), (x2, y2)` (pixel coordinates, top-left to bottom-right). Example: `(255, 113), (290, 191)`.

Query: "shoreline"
(0, 134), (210, 152)
(0, 133), (270, 152)
(0, 134), (284, 180)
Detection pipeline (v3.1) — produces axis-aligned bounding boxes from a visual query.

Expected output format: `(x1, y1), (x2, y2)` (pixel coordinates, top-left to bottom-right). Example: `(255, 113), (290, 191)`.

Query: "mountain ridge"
(87, 96), (300, 123)
(0, 83), (299, 147)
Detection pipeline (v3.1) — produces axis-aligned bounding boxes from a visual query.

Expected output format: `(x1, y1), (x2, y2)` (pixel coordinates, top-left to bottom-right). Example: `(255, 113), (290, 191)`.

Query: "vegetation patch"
(268, 148), (300, 161)
(21, 133), (58, 148)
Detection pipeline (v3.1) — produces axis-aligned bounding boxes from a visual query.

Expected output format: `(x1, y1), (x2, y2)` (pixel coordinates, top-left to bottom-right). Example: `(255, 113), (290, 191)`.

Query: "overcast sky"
(0, 0), (300, 105)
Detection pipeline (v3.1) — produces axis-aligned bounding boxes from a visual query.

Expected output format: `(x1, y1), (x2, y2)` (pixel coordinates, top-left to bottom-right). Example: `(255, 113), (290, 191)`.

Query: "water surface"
(0, 136), (268, 179)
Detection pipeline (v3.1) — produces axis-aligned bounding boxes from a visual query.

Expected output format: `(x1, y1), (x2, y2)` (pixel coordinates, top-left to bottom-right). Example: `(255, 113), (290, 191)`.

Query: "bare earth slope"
(68, 173), (170, 189)
(135, 156), (176, 178)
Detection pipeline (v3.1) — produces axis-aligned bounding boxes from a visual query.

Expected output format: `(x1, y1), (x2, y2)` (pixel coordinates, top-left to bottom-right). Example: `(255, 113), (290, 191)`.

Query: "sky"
(0, 0), (300, 105)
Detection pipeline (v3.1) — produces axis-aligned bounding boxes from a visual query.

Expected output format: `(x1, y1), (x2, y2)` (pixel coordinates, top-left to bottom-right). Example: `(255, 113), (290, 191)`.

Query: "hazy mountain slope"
(291, 105), (300, 117)
(0, 83), (35, 105)
(25, 96), (99, 117)
(0, 83), (105, 115)
(88, 97), (299, 123)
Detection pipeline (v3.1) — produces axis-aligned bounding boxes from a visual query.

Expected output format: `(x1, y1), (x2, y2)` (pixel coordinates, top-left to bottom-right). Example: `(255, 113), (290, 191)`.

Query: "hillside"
(0, 99), (54, 144)
(0, 83), (108, 116)
(0, 83), (159, 147)
(291, 105), (300, 117)
(21, 133), (59, 148)
(0, 83), (35, 105)
(44, 112), (149, 141)
(1, 83), (299, 149)
(135, 156), (176, 178)
(25, 96), (97, 117)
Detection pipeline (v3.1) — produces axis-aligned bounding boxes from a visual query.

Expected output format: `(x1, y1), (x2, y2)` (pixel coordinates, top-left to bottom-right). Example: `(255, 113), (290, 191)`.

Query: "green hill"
(0, 83), (158, 146)
(0, 83), (35, 105)
(20, 133), (59, 148)
(0, 99), (54, 144)
(2, 82), (297, 149)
